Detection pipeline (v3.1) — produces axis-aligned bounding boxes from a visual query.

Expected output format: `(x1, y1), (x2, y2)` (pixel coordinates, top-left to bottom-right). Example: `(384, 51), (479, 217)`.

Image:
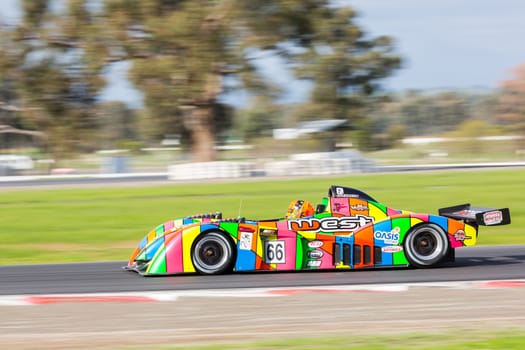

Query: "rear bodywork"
(126, 185), (510, 275)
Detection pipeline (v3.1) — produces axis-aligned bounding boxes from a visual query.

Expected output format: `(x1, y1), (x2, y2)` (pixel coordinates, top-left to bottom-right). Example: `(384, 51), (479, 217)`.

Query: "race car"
(125, 185), (511, 276)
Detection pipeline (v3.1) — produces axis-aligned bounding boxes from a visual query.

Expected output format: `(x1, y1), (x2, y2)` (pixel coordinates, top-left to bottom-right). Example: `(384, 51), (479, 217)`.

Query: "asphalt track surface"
(2, 245), (525, 349)
(1, 245), (524, 296)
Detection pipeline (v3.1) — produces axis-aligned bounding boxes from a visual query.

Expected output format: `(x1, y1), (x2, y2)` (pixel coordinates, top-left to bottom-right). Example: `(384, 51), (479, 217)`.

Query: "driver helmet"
(285, 200), (314, 219)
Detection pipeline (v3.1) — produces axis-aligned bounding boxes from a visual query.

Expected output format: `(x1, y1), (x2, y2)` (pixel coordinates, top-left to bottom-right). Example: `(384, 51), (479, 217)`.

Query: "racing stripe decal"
(463, 224), (477, 246)
(147, 245), (167, 274)
(295, 236), (304, 270)
(368, 202), (387, 221)
(181, 226), (201, 273)
(165, 233), (184, 274)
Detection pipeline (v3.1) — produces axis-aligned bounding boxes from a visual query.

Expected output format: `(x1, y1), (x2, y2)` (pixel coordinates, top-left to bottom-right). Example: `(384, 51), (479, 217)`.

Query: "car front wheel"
(191, 231), (235, 274)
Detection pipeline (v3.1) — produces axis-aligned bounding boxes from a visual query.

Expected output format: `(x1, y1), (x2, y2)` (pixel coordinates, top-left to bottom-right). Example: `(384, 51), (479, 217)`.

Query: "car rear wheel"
(404, 224), (449, 268)
(191, 231), (235, 274)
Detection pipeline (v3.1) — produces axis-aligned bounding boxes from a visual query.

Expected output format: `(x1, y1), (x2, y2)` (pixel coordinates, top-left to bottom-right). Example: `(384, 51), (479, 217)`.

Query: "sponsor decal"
(260, 229), (277, 235)
(332, 202), (347, 212)
(307, 250), (324, 259)
(483, 210), (503, 225)
(374, 227), (401, 244)
(456, 210), (476, 217)
(307, 260), (321, 267)
(335, 187), (345, 196)
(265, 240), (286, 264)
(239, 232), (253, 250)
(453, 230), (472, 241)
(382, 246), (403, 253)
(351, 204), (368, 211)
(288, 216), (373, 233)
(307, 240), (323, 248)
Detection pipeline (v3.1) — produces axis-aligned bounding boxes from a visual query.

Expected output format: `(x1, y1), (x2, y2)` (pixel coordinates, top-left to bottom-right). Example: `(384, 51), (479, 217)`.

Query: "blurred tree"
(99, 0), (239, 161)
(0, 27), (19, 128)
(0, 0), (107, 160)
(96, 101), (138, 149)
(97, 0), (401, 159)
(495, 63), (525, 149)
(444, 119), (501, 156)
(384, 123), (407, 148)
(287, 5), (401, 136)
(411, 92), (469, 135)
(1, 1), (403, 160)
(377, 90), (477, 138)
(235, 96), (278, 139)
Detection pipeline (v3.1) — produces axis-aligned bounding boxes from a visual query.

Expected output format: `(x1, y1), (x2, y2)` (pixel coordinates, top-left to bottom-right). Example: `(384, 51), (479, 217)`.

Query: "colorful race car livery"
(125, 185), (511, 276)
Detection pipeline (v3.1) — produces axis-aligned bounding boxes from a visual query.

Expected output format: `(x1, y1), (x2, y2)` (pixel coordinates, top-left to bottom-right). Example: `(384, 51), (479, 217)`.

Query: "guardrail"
(167, 152), (376, 180)
(1, 161), (525, 184)
(376, 161), (525, 172)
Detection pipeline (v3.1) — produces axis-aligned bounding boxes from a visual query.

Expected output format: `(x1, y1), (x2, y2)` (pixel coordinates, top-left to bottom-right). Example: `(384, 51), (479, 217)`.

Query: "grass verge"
(134, 328), (525, 350)
(1, 168), (523, 265)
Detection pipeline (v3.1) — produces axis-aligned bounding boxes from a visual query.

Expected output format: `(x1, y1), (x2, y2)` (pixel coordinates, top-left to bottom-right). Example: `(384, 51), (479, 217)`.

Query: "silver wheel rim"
(406, 225), (446, 265)
(193, 233), (230, 273)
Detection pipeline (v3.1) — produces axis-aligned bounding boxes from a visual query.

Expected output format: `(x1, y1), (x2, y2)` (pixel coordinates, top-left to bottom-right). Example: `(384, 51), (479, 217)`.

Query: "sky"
(349, 0), (525, 91)
(1, 0), (525, 107)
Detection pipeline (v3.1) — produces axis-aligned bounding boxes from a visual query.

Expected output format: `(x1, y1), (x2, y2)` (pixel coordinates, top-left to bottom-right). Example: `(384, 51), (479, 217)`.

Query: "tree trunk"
(188, 106), (217, 162)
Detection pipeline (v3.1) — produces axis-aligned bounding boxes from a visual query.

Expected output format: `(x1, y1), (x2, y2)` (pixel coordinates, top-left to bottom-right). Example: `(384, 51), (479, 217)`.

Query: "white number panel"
(264, 240), (286, 264)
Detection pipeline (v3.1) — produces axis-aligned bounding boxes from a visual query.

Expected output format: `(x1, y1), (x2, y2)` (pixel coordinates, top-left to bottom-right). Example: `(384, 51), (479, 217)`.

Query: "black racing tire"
(404, 224), (450, 268)
(191, 231), (235, 275)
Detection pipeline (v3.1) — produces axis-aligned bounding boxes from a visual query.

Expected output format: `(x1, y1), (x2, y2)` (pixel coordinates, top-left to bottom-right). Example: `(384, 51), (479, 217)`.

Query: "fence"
(167, 152), (375, 180)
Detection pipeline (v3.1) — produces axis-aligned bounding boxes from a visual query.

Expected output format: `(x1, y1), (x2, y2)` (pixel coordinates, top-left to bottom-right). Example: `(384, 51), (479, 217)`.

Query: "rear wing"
(439, 204), (511, 226)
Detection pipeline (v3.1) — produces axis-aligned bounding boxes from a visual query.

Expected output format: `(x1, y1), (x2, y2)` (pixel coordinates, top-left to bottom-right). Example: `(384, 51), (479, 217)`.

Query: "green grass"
(1, 168), (523, 265)
(127, 329), (525, 349)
